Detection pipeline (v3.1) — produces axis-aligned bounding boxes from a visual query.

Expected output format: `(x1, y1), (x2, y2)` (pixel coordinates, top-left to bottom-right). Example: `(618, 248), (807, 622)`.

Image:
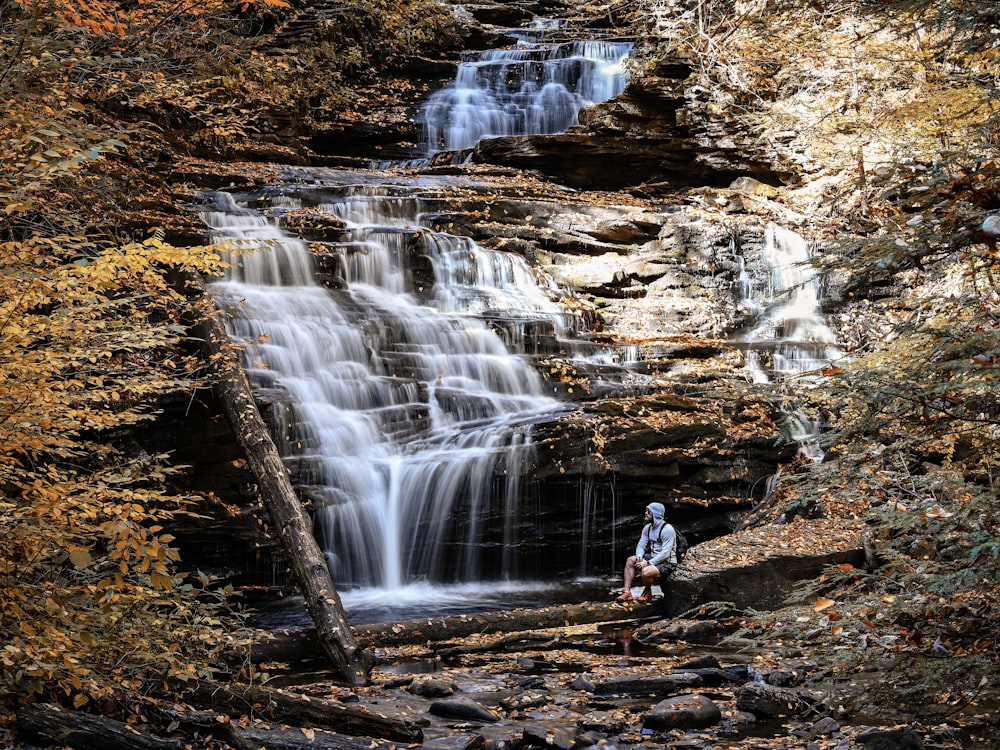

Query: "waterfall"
(202, 186), (572, 599)
(739, 224), (842, 458)
(420, 39), (632, 154)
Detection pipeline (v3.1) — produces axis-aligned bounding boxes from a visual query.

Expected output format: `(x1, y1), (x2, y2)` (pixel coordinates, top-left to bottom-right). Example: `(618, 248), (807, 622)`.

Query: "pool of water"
(248, 577), (617, 628)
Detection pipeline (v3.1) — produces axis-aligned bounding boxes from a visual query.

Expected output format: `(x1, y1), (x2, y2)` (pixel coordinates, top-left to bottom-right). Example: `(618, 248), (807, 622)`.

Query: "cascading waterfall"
(420, 39), (631, 154)
(740, 223), (842, 458)
(201, 20), (639, 620)
(202, 184), (579, 612)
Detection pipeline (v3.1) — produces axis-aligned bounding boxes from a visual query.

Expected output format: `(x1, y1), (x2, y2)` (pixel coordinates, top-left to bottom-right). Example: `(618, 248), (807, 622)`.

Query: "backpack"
(656, 524), (688, 564)
(673, 528), (689, 563)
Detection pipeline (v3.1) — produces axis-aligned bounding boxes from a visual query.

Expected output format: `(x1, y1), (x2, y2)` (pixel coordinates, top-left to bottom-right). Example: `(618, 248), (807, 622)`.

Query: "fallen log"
(355, 599), (658, 647)
(179, 678), (422, 743)
(144, 708), (412, 750)
(16, 703), (184, 750)
(232, 600), (660, 661)
(219, 724), (405, 750)
(185, 270), (372, 685)
(436, 631), (561, 657)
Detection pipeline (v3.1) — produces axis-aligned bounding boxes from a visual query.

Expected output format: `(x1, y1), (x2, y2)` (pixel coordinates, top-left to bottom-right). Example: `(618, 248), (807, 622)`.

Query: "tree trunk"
(17, 704), (184, 750)
(185, 270), (372, 685)
(178, 679), (421, 742)
(353, 599), (660, 647)
(235, 599), (661, 663)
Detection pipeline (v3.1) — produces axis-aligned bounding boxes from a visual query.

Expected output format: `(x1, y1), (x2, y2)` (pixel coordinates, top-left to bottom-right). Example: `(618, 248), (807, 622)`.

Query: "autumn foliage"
(2, 0), (998, 733)
(651, 0), (1000, 716)
(0, 0), (463, 727)
(0, 0), (244, 729)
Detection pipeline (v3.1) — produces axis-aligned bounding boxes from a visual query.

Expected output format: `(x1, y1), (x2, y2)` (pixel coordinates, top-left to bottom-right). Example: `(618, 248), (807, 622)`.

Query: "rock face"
(469, 59), (790, 189)
(165, 162), (834, 587)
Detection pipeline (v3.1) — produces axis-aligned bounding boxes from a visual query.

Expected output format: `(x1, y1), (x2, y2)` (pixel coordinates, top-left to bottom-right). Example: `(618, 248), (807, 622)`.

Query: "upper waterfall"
(419, 38), (631, 154)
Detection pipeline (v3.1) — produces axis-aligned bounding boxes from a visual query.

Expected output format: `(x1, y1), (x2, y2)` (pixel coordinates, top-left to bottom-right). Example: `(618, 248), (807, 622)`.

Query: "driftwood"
(356, 599), (658, 648)
(17, 700), (415, 750)
(233, 600), (659, 664)
(186, 271), (371, 685)
(179, 678), (422, 743)
(17, 703), (184, 750)
(217, 724), (405, 750)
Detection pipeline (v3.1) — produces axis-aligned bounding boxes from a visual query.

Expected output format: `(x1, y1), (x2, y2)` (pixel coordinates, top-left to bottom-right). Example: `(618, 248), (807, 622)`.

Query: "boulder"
(429, 696), (500, 723)
(573, 672), (703, 696)
(735, 683), (823, 718)
(643, 693), (722, 731)
(855, 726), (925, 750)
(408, 678), (459, 698)
(521, 724), (577, 750)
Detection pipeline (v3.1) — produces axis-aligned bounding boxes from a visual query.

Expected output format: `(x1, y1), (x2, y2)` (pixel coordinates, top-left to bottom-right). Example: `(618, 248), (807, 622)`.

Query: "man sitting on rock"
(616, 501), (676, 602)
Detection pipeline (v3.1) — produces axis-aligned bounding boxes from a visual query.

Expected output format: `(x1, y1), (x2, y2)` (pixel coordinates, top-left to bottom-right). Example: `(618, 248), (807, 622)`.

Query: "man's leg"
(637, 565), (660, 601)
(617, 555), (642, 601)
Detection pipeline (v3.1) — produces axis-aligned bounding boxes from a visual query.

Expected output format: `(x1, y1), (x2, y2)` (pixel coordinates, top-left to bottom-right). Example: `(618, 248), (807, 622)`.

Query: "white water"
(740, 224), (842, 458)
(742, 224), (841, 381)
(420, 40), (631, 154)
(203, 188), (571, 591)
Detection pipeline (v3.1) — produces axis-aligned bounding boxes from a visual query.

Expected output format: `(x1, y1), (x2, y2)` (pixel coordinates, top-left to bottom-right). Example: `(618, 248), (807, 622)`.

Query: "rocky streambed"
(207, 592), (993, 750)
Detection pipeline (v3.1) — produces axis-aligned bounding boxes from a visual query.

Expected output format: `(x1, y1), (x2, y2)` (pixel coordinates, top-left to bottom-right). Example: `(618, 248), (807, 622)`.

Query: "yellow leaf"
(813, 597), (836, 612)
(69, 548), (92, 568)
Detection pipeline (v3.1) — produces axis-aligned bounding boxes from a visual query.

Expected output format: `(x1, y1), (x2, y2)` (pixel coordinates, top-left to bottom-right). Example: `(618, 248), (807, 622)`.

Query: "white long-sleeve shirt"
(636, 521), (676, 566)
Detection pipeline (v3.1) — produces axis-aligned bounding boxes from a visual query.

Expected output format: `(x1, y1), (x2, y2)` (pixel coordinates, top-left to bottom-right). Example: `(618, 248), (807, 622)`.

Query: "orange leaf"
(814, 597), (836, 612)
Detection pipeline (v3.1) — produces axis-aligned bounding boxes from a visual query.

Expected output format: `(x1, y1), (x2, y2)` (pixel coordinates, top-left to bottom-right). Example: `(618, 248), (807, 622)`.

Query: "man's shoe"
(636, 589), (653, 603)
(616, 591), (634, 602)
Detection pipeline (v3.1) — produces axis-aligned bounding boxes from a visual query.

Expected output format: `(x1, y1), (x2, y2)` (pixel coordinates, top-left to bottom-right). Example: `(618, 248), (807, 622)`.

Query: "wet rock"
(422, 735), (488, 750)
(672, 667), (744, 687)
(574, 729), (613, 748)
(408, 678), (459, 698)
(674, 654), (721, 670)
(634, 618), (736, 644)
(806, 716), (841, 737)
(643, 693), (722, 731)
(515, 676), (546, 690)
(576, 710), (628, 734)
(429, 696), (501, 723)
(575, 672), (702, 696)
(735, 682), (824, 718)
(521, 724), (577, 749)
(855, 726), (925, 750)
(499, 691), (548, 712)
(765, 662), (812, 687)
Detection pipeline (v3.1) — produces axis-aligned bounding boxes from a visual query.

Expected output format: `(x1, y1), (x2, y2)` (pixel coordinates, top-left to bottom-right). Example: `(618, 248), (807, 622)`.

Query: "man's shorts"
(656, 560), (677, 578)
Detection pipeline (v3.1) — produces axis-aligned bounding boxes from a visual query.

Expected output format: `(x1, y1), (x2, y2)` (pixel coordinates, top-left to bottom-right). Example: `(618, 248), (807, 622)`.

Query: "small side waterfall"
(420, 39), (631, 154)
(202, 185), (577, 605)
(739, 223), (842, 458)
